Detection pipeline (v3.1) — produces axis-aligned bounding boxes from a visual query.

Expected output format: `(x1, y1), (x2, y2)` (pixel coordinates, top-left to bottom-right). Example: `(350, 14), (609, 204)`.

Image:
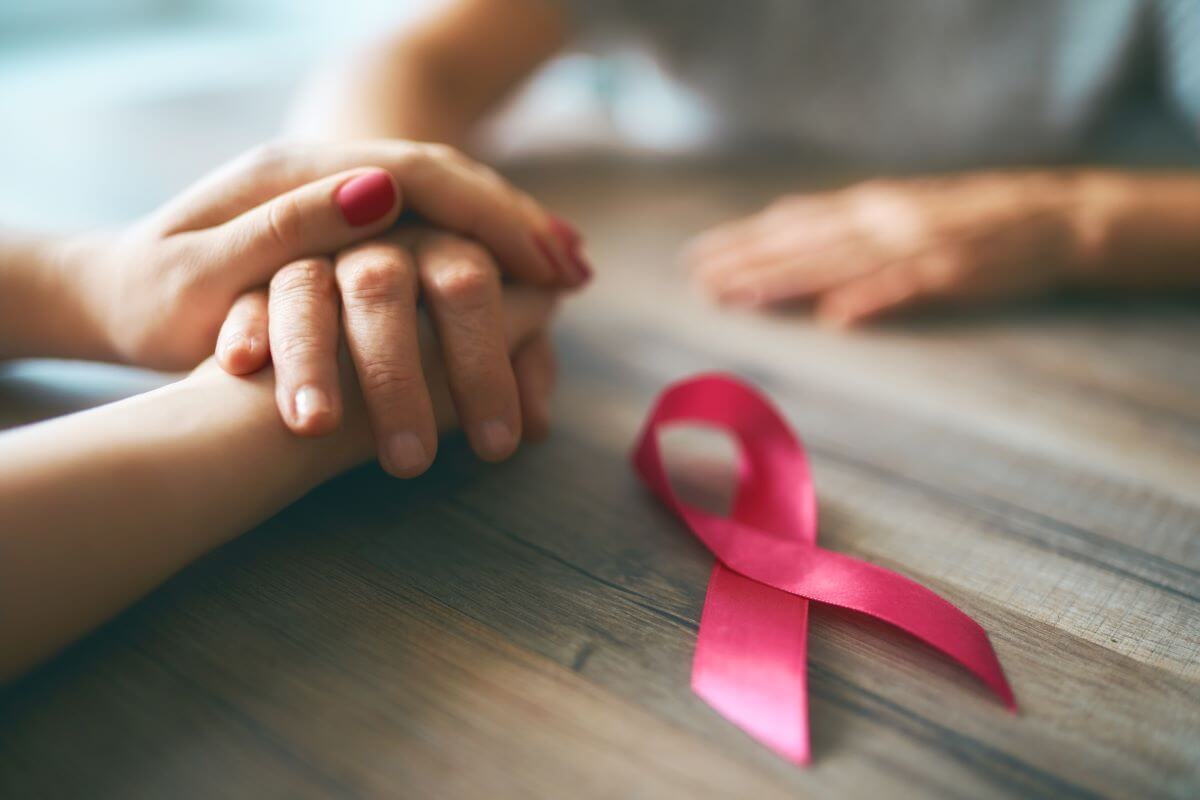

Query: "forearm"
(286, 0), (567, 145)
(0, 232), (113, 361)
(288, 36), (480, 145)
(1065, 170), (1200, 289)
(0, 366), (371, 681)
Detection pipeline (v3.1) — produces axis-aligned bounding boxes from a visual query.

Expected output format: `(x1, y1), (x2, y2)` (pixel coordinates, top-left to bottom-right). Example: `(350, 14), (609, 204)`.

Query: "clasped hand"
(72, 140), (590, 475)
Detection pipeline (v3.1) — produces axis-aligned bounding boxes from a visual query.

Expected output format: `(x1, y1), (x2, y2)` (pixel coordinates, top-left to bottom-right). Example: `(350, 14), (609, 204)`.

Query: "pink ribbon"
(632, 373), (1016, 764)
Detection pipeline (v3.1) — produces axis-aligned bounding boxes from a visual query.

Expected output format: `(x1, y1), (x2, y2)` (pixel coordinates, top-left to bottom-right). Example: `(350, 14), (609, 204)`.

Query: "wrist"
(0, 231), (115, 361)
(56, 231), (127, 362)
(36, 232), (118, 361)
(1053, 170), (1135, 287)
(185, 361), (376, 484)
(1060, 170), (1200, 289)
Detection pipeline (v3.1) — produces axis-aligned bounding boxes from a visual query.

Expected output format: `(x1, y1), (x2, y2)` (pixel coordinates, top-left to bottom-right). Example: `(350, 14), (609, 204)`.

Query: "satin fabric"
(632, 373), (1015, 764)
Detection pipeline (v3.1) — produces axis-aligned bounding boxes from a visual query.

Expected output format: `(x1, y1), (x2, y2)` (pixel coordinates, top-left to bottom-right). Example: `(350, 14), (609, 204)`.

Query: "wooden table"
(2, 159), (1198, 799)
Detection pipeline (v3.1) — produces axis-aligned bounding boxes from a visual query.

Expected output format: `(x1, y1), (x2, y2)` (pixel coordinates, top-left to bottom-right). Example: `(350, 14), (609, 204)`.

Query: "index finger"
(158, 140), (588, 288)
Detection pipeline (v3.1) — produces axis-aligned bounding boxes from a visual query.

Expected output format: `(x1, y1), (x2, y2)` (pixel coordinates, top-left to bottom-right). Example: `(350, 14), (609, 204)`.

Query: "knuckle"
(428, 259), (496, 311)
(420, 141), (462, 164)
(243, 139), (291, 173)
(472, 162), (508, 191)
(264, 193), (306, 251)
(357, 359), (423, 398)
(339, 253), (412, 306)
(273, 330), (327, 361)
(394, 146), (427, 178)
(852, 178), (896, 197)
(271, 258), (334, 299)
(437, 236), (490, 264)
(848, 185), (921, 241)
(401, 142), (461, 179)
(846, 181), (904, 217)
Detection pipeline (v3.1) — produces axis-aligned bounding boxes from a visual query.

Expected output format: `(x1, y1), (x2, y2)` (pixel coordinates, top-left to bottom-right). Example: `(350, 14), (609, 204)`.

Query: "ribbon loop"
(633, 373), (1015, 764)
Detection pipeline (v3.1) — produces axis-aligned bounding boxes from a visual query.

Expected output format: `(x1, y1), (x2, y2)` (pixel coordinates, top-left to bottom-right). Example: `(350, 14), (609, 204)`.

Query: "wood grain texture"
(2, 158), (1198, 799)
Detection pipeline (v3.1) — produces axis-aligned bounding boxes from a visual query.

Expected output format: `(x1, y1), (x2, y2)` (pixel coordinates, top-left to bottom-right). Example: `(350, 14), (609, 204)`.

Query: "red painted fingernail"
(566, 247), (593, 284)
(557, 232), (593, 283)
(548, 214), (583, 247)
(534, 233), (574, 283)
(547, 216), (593, 282)
(335, 171), (396, 227)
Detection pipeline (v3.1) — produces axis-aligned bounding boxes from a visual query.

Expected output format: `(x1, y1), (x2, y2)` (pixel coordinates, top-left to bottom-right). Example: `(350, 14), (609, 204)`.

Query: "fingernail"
(294, 384), (331, 425)
(476, 419), (515, 460)
(548, 214), (583, 247)
(548, 215), (594, 283)
(219, 333), (246, 360)
(384, 432), (428, 476)
(566, 245), (594, 283)
(534, 233), (575, 284)
(335, 171), (396, 227)
(224, 333), (263, 359)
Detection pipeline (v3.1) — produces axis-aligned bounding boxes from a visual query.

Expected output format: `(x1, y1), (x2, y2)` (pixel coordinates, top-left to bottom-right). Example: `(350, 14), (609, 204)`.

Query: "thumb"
(187, 168), (402, 292)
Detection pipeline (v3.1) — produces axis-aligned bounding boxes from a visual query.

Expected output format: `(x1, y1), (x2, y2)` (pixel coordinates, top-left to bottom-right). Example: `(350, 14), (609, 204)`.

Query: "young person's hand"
(214, 226), (560, 477)
(62, 140), (585, 369)
(686, 172), (1091, 326)
(0, 285), (558, 683)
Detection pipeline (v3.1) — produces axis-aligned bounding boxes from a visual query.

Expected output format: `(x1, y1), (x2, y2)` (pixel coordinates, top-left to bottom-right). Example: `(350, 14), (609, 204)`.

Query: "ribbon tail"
(692, 563), (811, 764)
(734, 546), (1017, 711)
(800, 548), (1016, 710)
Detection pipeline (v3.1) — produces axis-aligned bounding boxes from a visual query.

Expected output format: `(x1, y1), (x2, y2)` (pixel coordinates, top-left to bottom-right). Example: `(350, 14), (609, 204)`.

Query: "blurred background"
(0, 0), (712, 231)
(5, 0), (1199, 232)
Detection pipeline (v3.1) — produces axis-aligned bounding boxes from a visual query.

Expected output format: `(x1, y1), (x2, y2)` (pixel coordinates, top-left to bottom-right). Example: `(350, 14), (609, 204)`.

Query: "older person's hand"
(686, 172), (1085, 326)
(217, 226), (561, 477)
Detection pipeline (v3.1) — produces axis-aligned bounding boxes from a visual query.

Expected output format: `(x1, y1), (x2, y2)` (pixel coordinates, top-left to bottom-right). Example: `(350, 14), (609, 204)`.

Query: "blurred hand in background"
(686, 173), (1078, 325)
(687, 170), (1200, 326)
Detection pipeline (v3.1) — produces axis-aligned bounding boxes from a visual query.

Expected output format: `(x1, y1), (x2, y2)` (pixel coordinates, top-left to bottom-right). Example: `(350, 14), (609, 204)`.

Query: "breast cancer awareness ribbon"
(632, 374), (1016, 764)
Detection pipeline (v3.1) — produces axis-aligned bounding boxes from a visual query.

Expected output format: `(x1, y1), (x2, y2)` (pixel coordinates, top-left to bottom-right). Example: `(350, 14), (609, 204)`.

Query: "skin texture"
(0, 140), (580, 468)
(0, 136), (567, 681)
(218, 227), (560, 477)
(0, 287), (558, 684)
(273, 0), (581, 474)
(288, 0), (1200, 328)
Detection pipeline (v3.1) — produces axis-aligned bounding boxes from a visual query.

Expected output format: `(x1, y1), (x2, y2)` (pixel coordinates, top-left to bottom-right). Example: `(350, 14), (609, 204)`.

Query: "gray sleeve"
(552, 0), (698, 47)
(1155, 0), (1200, 130)
(553, 0), (636, 41)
